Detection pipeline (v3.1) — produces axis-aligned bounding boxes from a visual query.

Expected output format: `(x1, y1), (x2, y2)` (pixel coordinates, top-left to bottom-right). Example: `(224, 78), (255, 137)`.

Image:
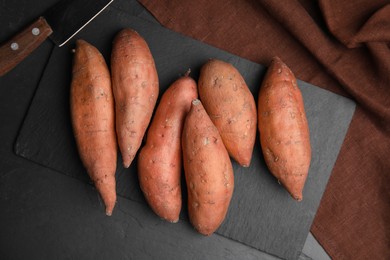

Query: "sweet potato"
(198, 59), (257, 167)
(138, 71), (198, 223)
(182, 99), (234, 235)
(258, 57), (311, 201)
(70, 40), (117, 216)
(111, 28), (159, 168)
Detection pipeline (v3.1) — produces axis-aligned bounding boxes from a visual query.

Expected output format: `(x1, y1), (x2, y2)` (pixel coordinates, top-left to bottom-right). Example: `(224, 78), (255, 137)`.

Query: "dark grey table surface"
(0, 0), (336, 259)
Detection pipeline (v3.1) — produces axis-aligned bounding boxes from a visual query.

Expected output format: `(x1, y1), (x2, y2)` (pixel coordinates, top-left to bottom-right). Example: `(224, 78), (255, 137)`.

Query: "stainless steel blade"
(44, 0), (114, 47)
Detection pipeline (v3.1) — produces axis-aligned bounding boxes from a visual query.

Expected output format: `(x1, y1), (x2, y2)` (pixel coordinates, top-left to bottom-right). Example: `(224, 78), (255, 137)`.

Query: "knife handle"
(0, 17), (53, 76)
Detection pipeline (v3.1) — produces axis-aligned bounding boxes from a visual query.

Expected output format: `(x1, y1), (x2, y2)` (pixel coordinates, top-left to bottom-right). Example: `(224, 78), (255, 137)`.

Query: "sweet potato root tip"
(122, 153), (133, 169)
(294, 193), (303, 201)
(170, 218), (179, 223)
(94, 174), (117, 216)
(192, 99), (201, 105)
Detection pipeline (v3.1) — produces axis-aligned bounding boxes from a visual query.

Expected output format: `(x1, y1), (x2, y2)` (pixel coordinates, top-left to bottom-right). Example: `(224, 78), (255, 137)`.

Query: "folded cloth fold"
(319, 1), (390, 48)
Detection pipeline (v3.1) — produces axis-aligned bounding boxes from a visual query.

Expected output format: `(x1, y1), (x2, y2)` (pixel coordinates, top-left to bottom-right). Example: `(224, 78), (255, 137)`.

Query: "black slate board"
(14, 5), (355, 260)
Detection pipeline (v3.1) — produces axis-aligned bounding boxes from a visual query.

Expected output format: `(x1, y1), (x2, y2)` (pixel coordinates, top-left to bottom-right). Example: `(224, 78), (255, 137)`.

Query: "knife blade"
(0, 0), (114, 76)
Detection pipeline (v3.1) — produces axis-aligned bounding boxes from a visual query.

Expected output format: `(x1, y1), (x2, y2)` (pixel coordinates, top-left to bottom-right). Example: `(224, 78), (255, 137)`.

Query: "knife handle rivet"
(10, 42), (19, 51)
(32, 27), (40, 36)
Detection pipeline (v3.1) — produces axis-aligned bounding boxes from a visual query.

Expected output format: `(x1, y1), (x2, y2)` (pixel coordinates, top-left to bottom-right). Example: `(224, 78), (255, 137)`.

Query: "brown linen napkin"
(138, 0), (390, 259)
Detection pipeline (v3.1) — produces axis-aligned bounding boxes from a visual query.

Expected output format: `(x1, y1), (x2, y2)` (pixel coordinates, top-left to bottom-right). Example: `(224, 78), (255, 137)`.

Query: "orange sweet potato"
(198, 59), (257, 167)
(70, 40), (117, 216)
(258, 57), (311, 201)
(138, 72), (198, 223)
(111, 28), (159, 168)
(182, 99), (234, 235)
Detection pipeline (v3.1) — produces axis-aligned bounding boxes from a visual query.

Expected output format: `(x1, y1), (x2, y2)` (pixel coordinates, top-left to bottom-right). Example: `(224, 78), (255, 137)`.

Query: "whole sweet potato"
(138, 71), (198, 223)
(70, 40), (117, 216)
(198, 59), (257, 167)
(258, 57), (311, 201)
(111, 28), (159, 168)
(182, 99), (234, 236)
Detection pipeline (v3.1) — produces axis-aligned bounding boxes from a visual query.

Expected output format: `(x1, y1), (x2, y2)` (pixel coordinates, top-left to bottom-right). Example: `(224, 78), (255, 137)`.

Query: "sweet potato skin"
(258, 57), (311, 201)
(198, 59), (257, 167)
(111, 28), (159, 168)
(138, 74), (198, 223)
(182, 99), (234, 235)
(70, 40), (117, 215)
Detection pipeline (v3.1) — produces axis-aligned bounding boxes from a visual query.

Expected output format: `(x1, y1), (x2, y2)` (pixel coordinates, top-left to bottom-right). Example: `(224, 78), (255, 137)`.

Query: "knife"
(0, 0), (114, 76)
